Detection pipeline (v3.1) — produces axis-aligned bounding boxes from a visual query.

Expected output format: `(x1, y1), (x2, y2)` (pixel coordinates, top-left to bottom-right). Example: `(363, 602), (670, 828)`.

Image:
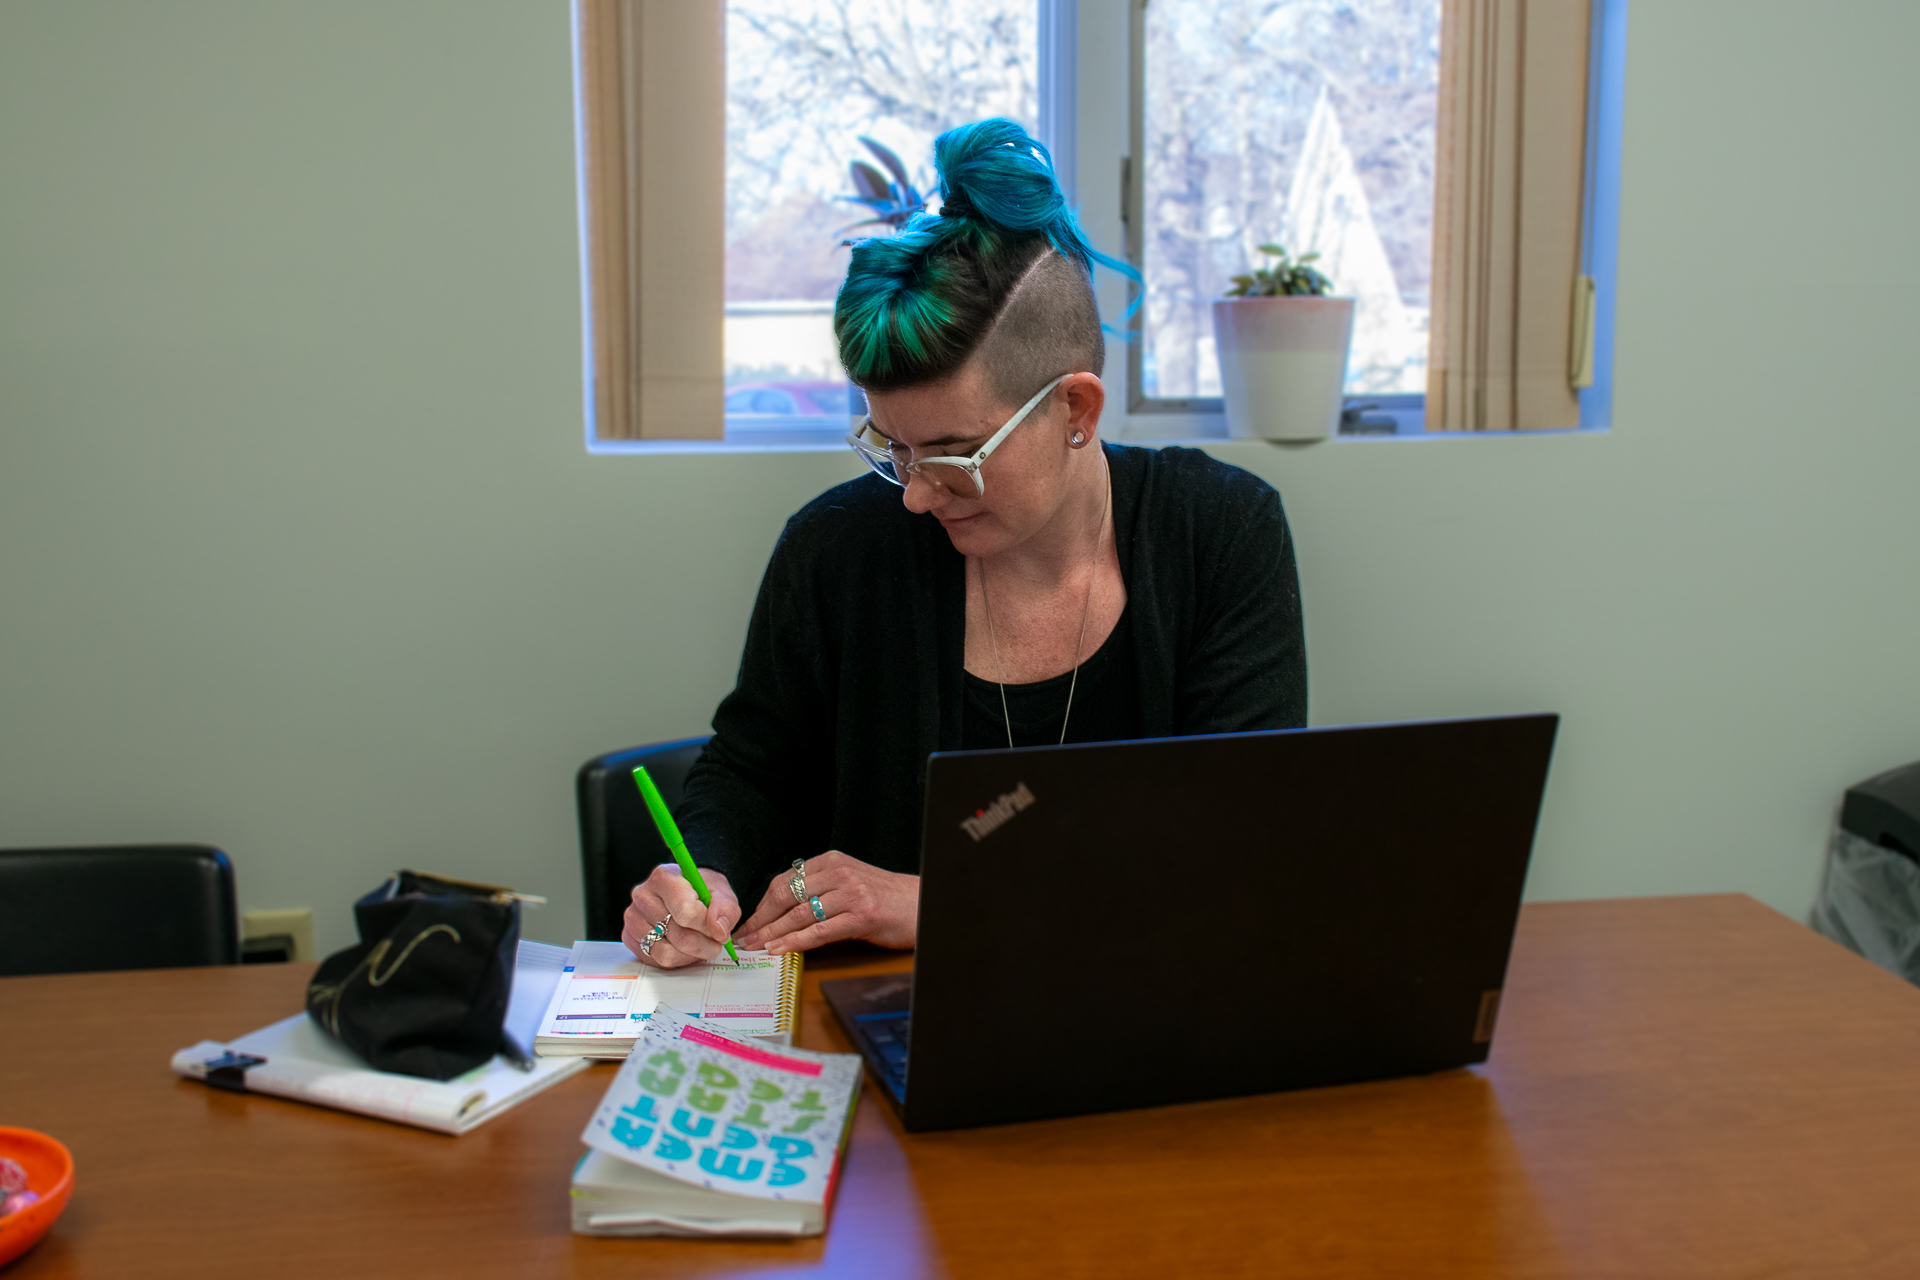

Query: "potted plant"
(841, 136), (928, 234)
(1212, 244), (1355, 441)
(835, 137), (930, 423)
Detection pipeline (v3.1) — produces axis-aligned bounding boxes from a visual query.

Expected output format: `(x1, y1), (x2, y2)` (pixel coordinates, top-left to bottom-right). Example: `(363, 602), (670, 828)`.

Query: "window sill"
(1160, 424), (1609, 445)
(588, 419), (854, 455)
(586, 407), (1611, 455)
(1114, 392), (1612, 443)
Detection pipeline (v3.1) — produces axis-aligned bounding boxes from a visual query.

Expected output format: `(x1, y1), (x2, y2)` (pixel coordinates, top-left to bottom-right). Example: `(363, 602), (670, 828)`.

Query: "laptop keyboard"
(852, 1010), (910, 1103)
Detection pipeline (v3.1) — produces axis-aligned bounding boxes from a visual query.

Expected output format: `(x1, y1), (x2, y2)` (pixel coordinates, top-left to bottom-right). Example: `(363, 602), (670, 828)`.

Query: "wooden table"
(4, 894), (1920, 1278)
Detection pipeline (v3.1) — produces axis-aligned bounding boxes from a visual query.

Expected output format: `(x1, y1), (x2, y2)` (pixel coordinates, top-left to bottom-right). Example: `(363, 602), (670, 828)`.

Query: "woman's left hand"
(736, 850), (919, 954)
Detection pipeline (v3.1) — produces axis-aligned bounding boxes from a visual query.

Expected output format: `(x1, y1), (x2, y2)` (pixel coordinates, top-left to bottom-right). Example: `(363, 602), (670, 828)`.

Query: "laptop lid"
(898, 713), (1558, 1132)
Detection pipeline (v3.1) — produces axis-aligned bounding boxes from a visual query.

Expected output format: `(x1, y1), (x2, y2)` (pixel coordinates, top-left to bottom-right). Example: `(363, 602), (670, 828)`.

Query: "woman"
(624, 119), (1306, 967)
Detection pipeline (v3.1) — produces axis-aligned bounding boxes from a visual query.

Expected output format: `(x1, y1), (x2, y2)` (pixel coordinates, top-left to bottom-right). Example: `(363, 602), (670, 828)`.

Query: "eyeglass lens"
(856, 433), (985, 500)
(855, 447), (900, 485)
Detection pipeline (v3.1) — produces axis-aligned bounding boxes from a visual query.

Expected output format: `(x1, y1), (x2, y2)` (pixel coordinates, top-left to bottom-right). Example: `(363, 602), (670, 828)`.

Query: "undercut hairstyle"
(833, 118), (1139, 408)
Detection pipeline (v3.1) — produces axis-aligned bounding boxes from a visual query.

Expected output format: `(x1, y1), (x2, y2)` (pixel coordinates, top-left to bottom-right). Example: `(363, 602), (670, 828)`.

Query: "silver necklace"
(976, 457), (1113, 749)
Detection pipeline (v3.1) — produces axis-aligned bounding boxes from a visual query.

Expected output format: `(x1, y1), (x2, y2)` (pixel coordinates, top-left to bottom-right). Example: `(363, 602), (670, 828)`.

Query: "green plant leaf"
(848, 161), (891, 204)
(858, 136), (915, 196)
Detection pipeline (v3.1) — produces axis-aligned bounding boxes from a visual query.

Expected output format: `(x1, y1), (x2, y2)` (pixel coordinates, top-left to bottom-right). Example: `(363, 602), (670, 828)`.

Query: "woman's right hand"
(622, 863), (740, 969)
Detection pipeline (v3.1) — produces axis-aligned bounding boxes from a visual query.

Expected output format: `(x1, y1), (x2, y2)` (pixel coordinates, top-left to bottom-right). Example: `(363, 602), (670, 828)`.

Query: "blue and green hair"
(833, 118), (1140, 398)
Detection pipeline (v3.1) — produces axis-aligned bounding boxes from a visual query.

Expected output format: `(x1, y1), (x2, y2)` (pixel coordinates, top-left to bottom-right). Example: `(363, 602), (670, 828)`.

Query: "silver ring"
(808, 895), (826, 922)
(640, 914), (670, 956)
(789, 859), (807, 902)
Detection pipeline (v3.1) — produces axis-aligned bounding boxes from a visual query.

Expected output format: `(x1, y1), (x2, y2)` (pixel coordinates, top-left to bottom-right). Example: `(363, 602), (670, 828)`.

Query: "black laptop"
(821, 713), (1558, 1132)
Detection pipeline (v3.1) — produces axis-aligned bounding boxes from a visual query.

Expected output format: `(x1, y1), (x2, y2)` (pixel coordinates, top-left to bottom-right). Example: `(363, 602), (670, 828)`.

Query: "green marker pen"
(633, 766), (741, 966)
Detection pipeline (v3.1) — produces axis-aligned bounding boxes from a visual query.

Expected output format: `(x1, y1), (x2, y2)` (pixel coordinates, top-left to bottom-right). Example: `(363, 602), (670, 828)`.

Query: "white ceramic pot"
(1211, 296), (1356, 441)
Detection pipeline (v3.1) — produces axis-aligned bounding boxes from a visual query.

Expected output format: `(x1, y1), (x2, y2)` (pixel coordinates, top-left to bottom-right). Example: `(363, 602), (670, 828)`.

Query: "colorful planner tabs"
(580, 1003), (860, 1204)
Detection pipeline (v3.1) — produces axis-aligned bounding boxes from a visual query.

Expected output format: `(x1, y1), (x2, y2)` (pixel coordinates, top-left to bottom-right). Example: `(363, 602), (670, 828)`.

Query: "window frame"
(1121, 0), (1429, 426)
(1575, 0), (1626, 433)
(576, 0), (727, 447)
(1091, 0), (1624, 441)
(578, 0), (1624, 453)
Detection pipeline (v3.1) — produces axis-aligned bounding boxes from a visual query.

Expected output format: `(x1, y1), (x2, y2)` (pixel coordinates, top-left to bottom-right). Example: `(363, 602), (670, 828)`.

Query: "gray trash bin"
(1811, 760), (1920, 984)
(1811, 826), (1920, 983)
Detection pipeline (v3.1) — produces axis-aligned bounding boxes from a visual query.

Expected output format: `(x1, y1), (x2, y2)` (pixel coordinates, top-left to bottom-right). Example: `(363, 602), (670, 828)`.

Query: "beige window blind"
(576, 0), (725, 441)
(1428, 0), (1593, 432)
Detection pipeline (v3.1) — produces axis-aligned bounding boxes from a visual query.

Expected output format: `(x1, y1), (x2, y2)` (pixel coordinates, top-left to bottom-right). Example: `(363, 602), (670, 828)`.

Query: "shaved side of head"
(970, 244), (1106, 410)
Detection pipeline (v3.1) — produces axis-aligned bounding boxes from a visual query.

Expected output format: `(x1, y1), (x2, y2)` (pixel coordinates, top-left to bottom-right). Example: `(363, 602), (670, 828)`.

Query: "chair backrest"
(0, 845), (240, 976)
(576, 737), (712, 942)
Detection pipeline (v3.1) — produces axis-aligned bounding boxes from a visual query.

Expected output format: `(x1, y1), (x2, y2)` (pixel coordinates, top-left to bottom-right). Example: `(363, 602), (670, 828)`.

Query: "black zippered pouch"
(306, 871), (522, 1080)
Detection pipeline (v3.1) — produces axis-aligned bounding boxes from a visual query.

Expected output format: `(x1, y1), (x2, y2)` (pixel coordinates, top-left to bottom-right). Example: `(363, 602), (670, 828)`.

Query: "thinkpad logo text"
(959, 782), (1036, 842)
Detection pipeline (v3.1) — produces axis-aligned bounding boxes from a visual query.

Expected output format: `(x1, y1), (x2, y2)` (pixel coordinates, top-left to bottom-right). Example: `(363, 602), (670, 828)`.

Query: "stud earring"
(1071, 431), (1086, 445)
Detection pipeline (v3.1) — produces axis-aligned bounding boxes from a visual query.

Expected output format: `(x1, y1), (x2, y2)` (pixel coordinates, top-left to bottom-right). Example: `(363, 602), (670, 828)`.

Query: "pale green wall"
(4, 2), (1916, 954)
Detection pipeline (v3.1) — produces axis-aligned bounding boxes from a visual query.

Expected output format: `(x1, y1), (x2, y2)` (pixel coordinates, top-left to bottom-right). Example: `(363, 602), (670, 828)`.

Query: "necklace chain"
(977, 455), (1113, 749)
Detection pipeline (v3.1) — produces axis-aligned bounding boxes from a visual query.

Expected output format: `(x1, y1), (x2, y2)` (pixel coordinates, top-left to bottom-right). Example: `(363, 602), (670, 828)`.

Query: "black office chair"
(0, 844), (240, 976)
(576, 736), (712, 942)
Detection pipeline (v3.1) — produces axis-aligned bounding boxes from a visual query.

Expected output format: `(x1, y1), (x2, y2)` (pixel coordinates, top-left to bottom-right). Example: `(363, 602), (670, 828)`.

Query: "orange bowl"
(0, 1127), (73, 1269)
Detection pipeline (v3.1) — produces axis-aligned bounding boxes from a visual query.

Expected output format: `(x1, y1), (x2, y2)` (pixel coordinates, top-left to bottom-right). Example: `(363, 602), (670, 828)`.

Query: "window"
(1117, 0), (1620, 436)
(721, 0), (1039, 445)
(574, 0), (1621, 448)
(1133, 0), (1442, 411)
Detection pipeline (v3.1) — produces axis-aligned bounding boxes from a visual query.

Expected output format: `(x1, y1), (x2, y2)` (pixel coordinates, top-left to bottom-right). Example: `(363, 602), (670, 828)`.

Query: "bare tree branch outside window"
(1144, 0), (1440, 398)
(721, 1), (1436, 403)
(725, 0), (1037, 321)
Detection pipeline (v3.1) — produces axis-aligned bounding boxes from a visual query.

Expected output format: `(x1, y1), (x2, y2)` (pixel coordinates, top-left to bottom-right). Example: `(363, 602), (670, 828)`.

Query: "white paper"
(698, 951), (786, 1028)
(580, 1004), (859, 1204)
(537, 941), (789, 1045)
(171, 1013), (586, 1134)
(569, 1150), (818, 1237)
(504, 938), (571, 1056)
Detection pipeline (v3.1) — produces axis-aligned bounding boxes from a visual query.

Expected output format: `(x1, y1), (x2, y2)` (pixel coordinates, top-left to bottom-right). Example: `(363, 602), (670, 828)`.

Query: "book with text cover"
(570, 1003), (861, 1237)
(534, 940), (802, 1057)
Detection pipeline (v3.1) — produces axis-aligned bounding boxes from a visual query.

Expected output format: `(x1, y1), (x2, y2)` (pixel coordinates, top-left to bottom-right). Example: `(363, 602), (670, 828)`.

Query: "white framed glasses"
(845, 375), (1068, 501)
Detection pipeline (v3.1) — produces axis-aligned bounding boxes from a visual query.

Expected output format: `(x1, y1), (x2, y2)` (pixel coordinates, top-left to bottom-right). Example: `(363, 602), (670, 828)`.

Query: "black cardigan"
(678, 442), (1307, 900)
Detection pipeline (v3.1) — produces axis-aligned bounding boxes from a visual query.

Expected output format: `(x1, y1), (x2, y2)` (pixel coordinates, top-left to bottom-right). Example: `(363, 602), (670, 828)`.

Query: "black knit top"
(677, 443), (1307, 903)
(960, 608), (1139, 750)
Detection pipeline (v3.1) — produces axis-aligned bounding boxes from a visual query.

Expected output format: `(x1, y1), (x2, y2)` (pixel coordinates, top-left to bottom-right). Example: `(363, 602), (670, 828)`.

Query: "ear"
(1061, 373), (1105, 448)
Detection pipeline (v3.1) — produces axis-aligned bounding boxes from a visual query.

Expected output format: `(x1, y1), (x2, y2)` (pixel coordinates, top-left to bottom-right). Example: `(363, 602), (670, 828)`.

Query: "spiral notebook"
(534, 941), (802, 1057)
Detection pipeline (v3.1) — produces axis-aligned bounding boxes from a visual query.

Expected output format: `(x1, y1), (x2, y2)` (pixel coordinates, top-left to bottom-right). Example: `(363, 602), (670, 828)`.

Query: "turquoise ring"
(808, 895), (826, 922)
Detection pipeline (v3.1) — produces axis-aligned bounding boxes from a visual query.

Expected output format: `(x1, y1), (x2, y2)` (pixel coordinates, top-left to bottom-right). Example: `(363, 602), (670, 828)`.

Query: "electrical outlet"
(242, 908), (315, 962)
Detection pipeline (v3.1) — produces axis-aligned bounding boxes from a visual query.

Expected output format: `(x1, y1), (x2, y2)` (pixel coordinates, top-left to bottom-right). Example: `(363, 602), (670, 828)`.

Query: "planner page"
(580, 1004), (861, 1203)
(537, 941), (795, 1042)
(537, 940), (705, 1041)
(693, 950), (790, 1036)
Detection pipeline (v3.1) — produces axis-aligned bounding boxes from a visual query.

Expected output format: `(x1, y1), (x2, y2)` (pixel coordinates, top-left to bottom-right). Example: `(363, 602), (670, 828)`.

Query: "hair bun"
(933, 119), (1063, 237)
(938, 187), (976, 220)
(928, 120), (1135, 311)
